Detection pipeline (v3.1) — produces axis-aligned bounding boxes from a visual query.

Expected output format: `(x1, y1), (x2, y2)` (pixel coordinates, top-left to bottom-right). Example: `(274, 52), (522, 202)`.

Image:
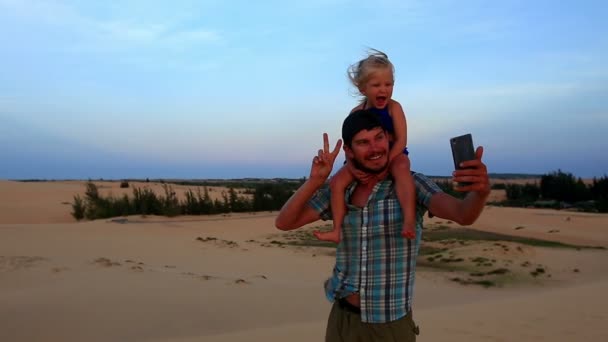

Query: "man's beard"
(350, 155), (388, 174)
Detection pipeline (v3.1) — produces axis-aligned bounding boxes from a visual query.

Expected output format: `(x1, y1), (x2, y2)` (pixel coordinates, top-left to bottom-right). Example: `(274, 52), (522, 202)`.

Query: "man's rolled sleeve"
(307, 184), (332, 221)
(413, 172), (443, 208)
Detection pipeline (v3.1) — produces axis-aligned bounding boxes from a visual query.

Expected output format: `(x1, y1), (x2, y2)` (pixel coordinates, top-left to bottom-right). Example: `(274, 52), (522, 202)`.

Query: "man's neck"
(352, 168), (388, 198)
(368, 168), (390, 183)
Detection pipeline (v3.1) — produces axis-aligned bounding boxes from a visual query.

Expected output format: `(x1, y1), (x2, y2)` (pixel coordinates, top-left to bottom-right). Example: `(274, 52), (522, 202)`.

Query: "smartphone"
(450, 134), (476, 186)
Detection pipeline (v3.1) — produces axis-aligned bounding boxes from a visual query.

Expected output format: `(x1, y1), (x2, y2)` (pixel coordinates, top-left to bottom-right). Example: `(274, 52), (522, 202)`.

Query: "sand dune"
(1, 180), (607, 341)
(0, 180), (245, 224)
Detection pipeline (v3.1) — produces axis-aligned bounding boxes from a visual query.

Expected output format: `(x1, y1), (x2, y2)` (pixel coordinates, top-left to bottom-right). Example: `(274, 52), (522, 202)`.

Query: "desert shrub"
(132, 187), (162, 215)
(183, 189), (199, 215)
(252, 182), (298, 210)
(541, 170), (591, 202)
(228, 187), (251, 212)
(595, 198), (608, 213)
(590, 176), (608, 198)
(505, 183), (540, 202)
(85, 181), (100, 201)
(120, 181), (129, 188)
(161, 184), (180, 217)
(71, 195), (86, 220)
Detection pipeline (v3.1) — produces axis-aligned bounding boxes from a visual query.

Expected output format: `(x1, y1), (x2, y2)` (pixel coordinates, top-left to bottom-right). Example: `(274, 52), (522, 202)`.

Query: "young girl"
(314, 49), (416, 242)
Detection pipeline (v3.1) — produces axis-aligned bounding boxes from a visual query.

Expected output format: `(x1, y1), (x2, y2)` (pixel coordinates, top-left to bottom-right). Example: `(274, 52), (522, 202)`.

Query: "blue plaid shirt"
(308, 172), (442, 323)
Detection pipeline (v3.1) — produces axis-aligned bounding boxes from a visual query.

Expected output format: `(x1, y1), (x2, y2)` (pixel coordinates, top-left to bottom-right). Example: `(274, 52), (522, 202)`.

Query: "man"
(275, 110), (490, 341)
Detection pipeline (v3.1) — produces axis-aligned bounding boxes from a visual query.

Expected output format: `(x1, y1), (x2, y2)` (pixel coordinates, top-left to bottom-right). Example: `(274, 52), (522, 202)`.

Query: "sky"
(1, 0), (607, 179)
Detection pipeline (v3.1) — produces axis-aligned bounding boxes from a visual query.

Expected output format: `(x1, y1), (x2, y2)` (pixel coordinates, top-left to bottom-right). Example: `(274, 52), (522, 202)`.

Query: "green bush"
(71, 195), (86, 220)
(541, 170), (591, 202)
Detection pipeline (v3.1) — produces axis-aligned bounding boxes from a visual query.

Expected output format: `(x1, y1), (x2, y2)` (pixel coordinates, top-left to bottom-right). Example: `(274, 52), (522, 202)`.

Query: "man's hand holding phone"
(450, 134), (490, 194)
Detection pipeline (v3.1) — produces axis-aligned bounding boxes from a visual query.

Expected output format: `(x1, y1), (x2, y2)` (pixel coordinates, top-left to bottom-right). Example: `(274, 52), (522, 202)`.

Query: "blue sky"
(1, 0), (607, 179)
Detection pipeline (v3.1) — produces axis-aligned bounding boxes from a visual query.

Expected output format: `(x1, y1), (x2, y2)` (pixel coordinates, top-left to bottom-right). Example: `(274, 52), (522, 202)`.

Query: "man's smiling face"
(345, 126), (390, 174)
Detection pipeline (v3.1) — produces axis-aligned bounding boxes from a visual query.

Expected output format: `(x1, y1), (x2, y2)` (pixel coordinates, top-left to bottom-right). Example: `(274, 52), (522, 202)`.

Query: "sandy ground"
(1, 180), (607, 341)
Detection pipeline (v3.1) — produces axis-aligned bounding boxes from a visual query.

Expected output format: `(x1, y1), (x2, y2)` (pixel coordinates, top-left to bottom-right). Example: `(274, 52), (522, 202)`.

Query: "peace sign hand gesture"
(310, 133), (342, 183)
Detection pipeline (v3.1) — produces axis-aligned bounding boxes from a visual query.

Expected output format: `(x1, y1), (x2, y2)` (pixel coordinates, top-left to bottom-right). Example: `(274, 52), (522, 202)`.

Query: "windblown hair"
(347, 48), (395, 96)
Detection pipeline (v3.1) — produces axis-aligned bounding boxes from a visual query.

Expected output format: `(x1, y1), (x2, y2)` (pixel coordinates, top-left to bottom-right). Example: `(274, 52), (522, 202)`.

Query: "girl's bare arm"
(388, 100), (408, 161)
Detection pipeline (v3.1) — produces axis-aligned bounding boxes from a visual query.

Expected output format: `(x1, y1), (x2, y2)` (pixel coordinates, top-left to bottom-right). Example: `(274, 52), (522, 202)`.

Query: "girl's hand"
(346, 161), (374, 184)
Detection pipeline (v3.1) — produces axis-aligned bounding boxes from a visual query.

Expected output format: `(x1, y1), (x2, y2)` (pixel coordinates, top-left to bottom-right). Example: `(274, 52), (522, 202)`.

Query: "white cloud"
(1, 0), (222, 46)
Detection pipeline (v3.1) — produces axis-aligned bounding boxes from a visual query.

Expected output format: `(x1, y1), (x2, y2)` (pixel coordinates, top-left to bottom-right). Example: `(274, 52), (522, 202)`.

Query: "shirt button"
(362, 267), (366, 271)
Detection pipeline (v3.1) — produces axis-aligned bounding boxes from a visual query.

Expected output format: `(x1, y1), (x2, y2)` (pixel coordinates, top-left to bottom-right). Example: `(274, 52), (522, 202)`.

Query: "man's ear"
(344, 144), (354, 159)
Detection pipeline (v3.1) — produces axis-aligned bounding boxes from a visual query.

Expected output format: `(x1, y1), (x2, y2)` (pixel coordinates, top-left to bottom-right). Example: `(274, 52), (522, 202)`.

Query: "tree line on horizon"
(496, 170), (608, 212)
(71, 181), (302, 221)
(71, 169), (608, 220)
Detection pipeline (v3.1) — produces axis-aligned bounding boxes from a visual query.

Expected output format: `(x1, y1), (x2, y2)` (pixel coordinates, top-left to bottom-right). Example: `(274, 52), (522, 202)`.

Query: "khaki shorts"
(325, 300), (419, 342)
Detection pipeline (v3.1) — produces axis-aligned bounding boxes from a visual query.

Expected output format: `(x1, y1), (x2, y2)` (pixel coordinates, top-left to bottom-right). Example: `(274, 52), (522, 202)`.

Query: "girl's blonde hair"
(347, 48), (395, 93)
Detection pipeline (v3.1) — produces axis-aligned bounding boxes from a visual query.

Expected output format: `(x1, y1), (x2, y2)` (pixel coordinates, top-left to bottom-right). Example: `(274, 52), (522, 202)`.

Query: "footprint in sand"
(177, 273), (264, 285)
(0, 256), (48, 272)
(51, 267), (70, 273)
(196, 236), (239, 248)
(180, 271), (214, 281)
(96, 258), (145, 272)
(92, 257), (121, 267)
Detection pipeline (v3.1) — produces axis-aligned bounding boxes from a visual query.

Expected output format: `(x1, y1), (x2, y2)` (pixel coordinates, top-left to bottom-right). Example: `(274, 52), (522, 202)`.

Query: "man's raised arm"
(275, 133), (342, 230)
(428, 146), (491, 225)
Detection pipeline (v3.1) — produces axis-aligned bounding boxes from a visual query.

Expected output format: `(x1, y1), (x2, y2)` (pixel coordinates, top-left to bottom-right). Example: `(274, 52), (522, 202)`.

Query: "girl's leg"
(314, 165), (354, 243)
(390, 154), (417, 239)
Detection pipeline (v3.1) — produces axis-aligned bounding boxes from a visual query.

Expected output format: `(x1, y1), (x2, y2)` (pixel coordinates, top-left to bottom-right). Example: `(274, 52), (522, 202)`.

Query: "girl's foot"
(313, 229), (341, 243)
(401, 224), (415, 239)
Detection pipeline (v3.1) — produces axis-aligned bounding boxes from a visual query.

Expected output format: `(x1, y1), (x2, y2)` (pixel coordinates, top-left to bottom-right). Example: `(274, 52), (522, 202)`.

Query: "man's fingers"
(455, 183), (486, 192)
(323, 133), (329, 153)
(453, 184), (472, 192)
(454, 173), (489, 183)
(453, 175), (481, 183)
(316, 148), (332, 165)
(453, 167), (486, 176)
(453, 175), (489, 192)
(459, 158), (485, 170)
(475, 146), (484, 160)
(331, 139), (343, 158)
